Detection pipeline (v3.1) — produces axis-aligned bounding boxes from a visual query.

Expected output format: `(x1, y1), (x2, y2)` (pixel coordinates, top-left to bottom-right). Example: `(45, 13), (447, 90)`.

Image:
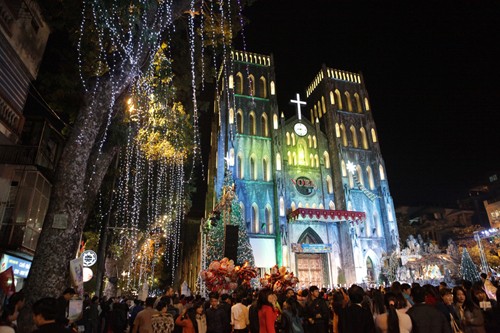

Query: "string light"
(74, 0), (244, 294)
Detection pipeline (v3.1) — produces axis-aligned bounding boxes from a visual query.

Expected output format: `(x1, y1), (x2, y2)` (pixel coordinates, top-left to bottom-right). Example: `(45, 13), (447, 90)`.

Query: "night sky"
(230, 0), (500, 207)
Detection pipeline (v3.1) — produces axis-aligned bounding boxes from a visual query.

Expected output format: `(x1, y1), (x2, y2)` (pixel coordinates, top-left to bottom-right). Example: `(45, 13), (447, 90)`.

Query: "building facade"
(0, 0), (56, 290)
(205, 50), (399, 286)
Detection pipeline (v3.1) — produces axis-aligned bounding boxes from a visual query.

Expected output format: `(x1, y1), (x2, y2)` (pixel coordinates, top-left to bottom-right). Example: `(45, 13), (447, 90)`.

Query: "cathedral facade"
(205, 50), (399, 286)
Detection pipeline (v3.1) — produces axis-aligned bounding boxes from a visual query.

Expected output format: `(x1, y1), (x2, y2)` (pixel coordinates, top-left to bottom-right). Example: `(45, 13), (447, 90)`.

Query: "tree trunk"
(16, 2), (215, 331)
(17, 76), (130, 333)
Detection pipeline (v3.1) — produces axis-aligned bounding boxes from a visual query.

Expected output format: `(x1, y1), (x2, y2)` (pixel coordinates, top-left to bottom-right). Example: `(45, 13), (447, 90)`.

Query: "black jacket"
(338, 304), (375, 333)
(407, 303), (451, 333)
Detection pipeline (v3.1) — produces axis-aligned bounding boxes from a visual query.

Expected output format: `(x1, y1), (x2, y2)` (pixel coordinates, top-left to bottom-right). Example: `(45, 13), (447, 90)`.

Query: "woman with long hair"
(454, 286), (486, 333)
(258, 288), (279, 333)
(371, 289), (386, 319)
(374, 292), (412, 333)
(175, 302), (207, 333)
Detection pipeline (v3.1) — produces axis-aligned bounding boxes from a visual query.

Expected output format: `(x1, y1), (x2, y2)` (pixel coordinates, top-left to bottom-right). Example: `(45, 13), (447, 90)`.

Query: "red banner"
(0, 267), (16, 297)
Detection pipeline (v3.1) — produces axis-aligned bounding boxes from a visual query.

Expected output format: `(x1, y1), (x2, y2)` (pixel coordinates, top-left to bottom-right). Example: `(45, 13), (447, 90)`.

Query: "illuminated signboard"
(291, 176), (316, 196)
(0, 254), (32, 278)
(291, 243), (333, 253)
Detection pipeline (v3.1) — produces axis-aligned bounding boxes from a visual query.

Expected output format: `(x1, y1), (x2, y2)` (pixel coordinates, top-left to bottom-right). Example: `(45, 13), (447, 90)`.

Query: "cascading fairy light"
(199, 3), (206, 90)
(171, 161), (185, 281)
(217, 0), (235, 137)
(187, 0), (202, 183)
(78, 0), (242, 294)
(233, 0), (251, 123)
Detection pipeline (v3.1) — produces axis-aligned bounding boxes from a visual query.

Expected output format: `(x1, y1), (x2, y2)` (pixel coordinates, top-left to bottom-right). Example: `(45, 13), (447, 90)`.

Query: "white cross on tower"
(290, 93), (306, 120)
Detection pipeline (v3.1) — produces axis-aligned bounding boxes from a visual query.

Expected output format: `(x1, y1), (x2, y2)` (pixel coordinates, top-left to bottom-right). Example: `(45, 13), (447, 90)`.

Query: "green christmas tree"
(206, 212), (224, 265)
(459, 248), (480, 282)
(228, 197), (255, 266)
(206, 168), (255, 266)
(222, 169), (255, 266)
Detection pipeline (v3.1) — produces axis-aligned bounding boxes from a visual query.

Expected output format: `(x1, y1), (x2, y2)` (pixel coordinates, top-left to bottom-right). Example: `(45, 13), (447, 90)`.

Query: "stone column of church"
(320, 66), (356, 284)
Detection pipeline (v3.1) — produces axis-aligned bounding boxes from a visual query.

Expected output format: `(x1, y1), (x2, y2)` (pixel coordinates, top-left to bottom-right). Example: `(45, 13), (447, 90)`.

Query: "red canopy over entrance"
(287, 208), (365, 224)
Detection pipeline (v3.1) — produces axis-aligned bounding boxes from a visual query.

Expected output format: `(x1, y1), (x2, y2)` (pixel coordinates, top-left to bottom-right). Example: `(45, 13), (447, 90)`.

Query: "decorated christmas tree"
(206, 212), (224, 265)
(228, 194), (255, 266)
(222, 170), (255, 266)
(205, 168), (255, 266)
(459, 247), (480, 282)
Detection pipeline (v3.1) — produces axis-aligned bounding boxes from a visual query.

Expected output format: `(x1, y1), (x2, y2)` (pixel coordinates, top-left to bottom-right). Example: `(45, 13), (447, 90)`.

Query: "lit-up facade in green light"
(206, 50), (399, 285)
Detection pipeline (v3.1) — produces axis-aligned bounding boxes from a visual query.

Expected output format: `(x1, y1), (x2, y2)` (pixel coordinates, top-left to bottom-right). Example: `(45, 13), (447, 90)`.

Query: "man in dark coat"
(32, 297), (72, 333)
(306, 286), (329, 333)
(206, 294), (229, 333)
(55, 287), (75, 328)
(406, 287), (451, 333)
(338, 285), (375, 333)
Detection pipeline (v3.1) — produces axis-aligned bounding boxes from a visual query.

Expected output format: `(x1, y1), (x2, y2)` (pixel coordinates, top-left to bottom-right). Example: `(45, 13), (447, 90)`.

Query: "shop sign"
(291, 176), (316, 196)
(0, 255), (31, 278)
(291, 243), (332, 253)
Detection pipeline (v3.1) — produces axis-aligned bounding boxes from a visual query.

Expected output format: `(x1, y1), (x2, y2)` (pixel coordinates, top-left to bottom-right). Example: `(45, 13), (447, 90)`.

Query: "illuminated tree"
(459, 248), (480, 282)
(206, 169), (255, 266)
(19, 1), (250, 331)
(222, 170), (255, 266)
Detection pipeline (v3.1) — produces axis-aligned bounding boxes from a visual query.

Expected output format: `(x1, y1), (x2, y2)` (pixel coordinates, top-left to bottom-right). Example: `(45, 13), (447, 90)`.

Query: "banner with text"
(291, 243), (332, 253)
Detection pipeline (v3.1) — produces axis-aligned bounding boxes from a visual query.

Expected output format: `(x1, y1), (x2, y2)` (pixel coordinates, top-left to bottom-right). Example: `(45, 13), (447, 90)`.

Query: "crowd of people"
(1, 273), (500, 333)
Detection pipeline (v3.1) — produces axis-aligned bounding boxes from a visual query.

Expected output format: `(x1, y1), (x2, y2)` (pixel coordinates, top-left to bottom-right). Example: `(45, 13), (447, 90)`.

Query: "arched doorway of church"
(366, 257), (375, 283)
(295, 227), (329, 287)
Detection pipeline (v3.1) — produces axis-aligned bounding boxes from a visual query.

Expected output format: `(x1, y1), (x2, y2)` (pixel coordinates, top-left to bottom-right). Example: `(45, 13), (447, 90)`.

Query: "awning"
(287, 208), (365, 224)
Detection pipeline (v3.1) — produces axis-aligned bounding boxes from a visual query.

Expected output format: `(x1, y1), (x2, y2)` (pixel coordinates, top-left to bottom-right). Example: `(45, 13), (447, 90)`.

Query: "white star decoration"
(346, 160), (356, 174)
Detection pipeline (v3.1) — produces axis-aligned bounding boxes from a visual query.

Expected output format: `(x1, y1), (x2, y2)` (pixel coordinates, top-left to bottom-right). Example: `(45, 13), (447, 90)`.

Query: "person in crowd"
(220, 294), (232, 333)
(452, 286), (467, 331)
(331, 290), (347, 333)
(231, 294), (249, 333)
(257, 288), (278, 333)
(206, 293), (228, 333)
(374, 292), (412, 333)
(401, 283), (414, 307)
(32, 297), (72, 333)
(248, 292), (260, 333)
(86, 296), (100, 333)
(0, 308), (15, 333)
(55, 287), (76, 328)
(406, 287), (450, 333)
(110, 297), (129, 333)
(338, 285), (375, 333)
(152, 300), (175, 333)
(132, 297), (158, 333)
(279, 297), (304, 333)
(460, 286), (486, 333)
(480, 273), (497, 302)
(6, 291), (25, 329)
(423, 284), (440, 305)
(371, 289), (386, 318)
(435, 288), (459, 333)
(0, 291), (25, 332)
(306, 286), (329, 333)
(190, 302), (207, 333)
(160, 286), (176, 307)
(130, 299), (145, 332)
(176, 306), (196, 333)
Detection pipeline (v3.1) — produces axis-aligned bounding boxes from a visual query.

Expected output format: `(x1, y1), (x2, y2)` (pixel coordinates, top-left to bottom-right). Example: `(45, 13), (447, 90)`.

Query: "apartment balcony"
(0, 97), (24, 143)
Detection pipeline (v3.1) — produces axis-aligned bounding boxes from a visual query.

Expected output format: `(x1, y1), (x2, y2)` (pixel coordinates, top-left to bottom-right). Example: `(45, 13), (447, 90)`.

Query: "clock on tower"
(294, 123), (307, 136)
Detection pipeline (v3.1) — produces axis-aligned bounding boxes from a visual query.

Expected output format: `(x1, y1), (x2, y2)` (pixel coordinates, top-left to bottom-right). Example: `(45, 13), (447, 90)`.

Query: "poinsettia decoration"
(260, 265), (299, 292)
(200, 257), (257, 294)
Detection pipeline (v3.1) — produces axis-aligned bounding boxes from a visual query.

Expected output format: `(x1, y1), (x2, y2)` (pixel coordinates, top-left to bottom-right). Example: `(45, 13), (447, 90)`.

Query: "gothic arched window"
(252, 204), (259, 233)
(259, 76), (267, 98)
